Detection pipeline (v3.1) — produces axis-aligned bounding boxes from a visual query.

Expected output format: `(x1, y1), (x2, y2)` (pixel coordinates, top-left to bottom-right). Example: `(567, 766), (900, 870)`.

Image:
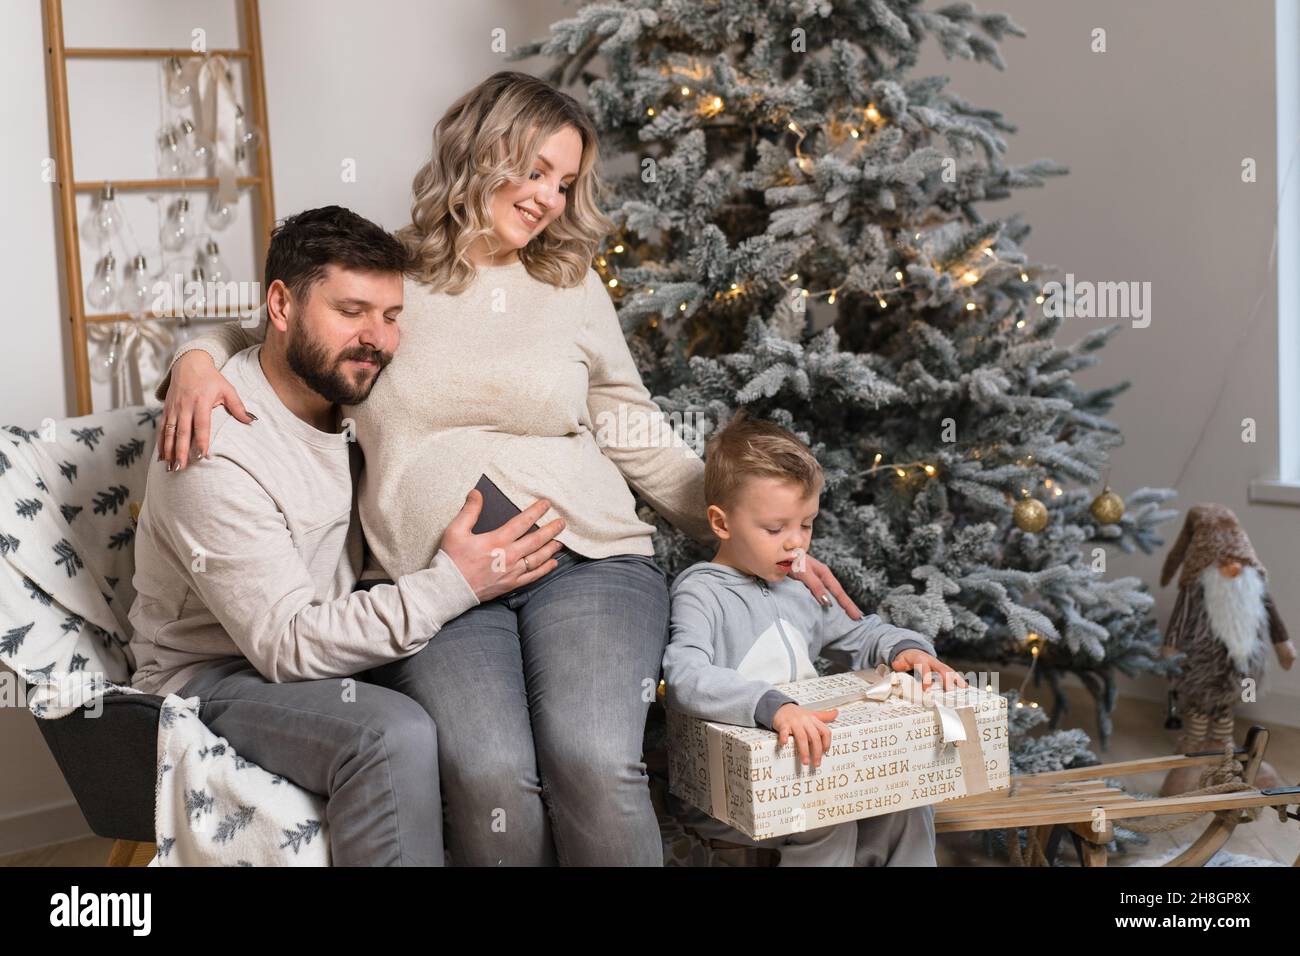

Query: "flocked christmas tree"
(514, 0), (1179, 784)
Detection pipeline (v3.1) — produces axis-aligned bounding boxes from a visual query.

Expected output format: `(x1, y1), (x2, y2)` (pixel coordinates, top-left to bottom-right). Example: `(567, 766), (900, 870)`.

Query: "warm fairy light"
(962, 271), (979, 284)
(597, 257), (606, 266)
(864, 104), (881, 122)
(647, 288), (654, 294)
(1030, 702), (1039, 709)
(850, 128), (860, 138)
(895, 270), (904, 281)
(1044, 479), (1053, 487)
(923, 464), (936, 476)
(608, 279), (618, 288)
(896, 468), (906, 478)
(827, 290), (837, 304)
(800, 288), (809, 297)
(699, 94), (725, 118)
(789, 273), (799, 281)
(730, 282), (739, 290)
(1053, 487), (1063, 497)
(965, 302), (976, 311)
(681, 85), (691, 96)
(1020, 272), (1029, 282)
(646, 107), (656, 116)
(679, 302), (687, 311)
(613, 244), (624, 253)
(1016, 319), (1026, 328)
(878, 298), (888, 308)
(874, 452), (883, 465)
(1035, 294), (1045, 304)
(798, 157), (813, 172)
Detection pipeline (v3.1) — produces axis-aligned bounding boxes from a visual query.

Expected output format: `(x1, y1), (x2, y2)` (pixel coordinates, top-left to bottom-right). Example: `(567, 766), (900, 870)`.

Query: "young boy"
(662, 410), (967, 866)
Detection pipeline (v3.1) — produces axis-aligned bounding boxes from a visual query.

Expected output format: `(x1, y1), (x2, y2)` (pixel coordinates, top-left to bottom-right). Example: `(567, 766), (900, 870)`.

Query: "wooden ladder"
(42, 0), (276, 414)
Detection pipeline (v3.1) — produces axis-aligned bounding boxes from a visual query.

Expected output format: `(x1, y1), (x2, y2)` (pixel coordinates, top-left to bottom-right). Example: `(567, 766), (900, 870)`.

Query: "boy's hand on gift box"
(772, 704), (839, 769)
(891, 649), (968, 691)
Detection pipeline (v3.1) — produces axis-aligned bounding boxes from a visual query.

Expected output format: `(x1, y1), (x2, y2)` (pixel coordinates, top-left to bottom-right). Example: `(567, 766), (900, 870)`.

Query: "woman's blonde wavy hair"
(396, 70), (614, 294)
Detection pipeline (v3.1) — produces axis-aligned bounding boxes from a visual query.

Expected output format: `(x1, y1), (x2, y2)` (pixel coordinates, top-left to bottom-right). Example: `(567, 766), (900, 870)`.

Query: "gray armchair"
(26, 677), (162, 847)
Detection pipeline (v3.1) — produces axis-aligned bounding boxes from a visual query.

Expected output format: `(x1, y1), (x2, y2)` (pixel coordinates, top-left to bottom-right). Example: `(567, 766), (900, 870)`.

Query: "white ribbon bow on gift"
(809, 663), (990, 793)
(819, 664), (971, 745)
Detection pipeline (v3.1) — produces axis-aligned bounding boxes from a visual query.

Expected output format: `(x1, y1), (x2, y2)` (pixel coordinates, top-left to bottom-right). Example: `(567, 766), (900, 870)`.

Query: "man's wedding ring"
(165, 423), (177, 431)
(522, 555), (531, 571)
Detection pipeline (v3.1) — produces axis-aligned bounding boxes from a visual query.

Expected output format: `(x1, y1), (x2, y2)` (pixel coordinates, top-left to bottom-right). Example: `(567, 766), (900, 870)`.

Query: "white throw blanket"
(0, 405), (329, 865)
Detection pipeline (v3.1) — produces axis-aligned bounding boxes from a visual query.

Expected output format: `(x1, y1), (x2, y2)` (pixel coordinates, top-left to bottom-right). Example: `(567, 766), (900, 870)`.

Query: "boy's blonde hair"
(704, 410), (824, 511)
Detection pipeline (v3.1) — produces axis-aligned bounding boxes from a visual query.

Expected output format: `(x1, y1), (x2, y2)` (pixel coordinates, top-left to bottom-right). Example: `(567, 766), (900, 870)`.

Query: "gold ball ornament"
(1013, 496), (1049, 533)
(1090, 487), (1124, 525)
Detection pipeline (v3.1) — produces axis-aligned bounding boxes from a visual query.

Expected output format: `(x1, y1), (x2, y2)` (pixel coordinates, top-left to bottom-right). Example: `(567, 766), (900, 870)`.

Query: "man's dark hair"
(263, 205), (410, 305)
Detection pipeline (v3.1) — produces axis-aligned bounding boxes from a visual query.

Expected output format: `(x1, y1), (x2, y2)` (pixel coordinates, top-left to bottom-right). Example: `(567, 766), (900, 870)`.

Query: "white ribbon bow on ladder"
(175, 53), (242, 208)
(89, 317), (175, 408)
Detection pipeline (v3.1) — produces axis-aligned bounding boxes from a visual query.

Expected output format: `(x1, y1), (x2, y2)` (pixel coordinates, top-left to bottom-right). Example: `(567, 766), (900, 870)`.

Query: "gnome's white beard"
(1199, 564), (1267, 674)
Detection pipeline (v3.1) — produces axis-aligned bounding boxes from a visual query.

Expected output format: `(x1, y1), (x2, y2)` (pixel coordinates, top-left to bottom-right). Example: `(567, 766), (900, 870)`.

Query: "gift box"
(665, 664), (1010, 840)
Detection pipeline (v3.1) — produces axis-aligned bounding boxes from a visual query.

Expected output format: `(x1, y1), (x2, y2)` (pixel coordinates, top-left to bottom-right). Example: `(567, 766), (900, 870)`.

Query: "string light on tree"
(1015, 633), (1043, 708)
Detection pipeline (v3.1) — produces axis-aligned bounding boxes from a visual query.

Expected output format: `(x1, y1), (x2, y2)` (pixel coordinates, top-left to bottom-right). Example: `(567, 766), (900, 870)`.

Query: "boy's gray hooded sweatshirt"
(663, 561), (936, 731)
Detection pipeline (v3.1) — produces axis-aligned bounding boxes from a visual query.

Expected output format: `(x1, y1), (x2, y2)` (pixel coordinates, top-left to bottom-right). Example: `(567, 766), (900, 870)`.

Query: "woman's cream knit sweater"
(157, 259), (715, 579)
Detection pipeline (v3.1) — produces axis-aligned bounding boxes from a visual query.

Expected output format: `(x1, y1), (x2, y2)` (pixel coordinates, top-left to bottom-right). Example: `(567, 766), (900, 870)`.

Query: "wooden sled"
(933, 724), (1300, 866)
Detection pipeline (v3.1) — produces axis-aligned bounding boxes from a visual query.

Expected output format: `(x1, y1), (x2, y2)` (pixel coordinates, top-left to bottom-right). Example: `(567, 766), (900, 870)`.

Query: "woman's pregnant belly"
(356, 429), (654, 579)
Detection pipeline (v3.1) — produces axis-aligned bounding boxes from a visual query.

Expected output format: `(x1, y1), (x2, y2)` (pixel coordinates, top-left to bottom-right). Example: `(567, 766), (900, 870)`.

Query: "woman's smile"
(516, 204), (542, 229)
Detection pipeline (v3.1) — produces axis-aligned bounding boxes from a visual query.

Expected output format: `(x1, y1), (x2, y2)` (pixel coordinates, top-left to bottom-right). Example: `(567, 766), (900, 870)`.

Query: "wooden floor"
(4, 684), (1296, 867)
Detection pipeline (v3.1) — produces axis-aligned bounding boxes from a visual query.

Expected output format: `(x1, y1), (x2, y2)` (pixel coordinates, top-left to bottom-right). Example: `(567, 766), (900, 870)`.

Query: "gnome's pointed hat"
(1160, 503), (1263, 590)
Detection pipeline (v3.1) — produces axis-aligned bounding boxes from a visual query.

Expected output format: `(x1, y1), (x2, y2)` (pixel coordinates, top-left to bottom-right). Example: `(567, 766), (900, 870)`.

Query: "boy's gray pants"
(680, 803), (937, 866)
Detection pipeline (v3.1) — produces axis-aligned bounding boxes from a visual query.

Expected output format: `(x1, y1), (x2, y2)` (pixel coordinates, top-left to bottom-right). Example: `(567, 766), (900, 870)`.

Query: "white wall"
(1, 0), (1295, 854)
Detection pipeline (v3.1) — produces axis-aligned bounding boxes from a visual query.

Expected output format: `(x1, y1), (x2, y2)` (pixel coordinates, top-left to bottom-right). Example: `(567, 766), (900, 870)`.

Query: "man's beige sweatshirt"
(155, 260), (715, 582)
(129, 345), (480, 697)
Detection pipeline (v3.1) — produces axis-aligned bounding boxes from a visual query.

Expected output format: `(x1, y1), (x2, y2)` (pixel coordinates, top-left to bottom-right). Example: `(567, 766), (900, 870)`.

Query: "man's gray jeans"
(177, 656), (445, 865)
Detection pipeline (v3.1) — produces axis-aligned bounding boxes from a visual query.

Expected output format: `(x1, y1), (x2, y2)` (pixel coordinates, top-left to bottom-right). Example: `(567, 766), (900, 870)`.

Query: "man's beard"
(285, 323), (390, 406)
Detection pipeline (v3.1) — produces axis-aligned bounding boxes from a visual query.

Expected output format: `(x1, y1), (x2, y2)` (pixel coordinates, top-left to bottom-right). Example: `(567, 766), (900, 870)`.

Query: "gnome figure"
(1158, 504), (1295, 795)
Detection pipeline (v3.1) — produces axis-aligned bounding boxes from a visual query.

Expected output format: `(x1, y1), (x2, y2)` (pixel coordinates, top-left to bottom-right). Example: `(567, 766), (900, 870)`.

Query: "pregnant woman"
(155, 71), (861, 865)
